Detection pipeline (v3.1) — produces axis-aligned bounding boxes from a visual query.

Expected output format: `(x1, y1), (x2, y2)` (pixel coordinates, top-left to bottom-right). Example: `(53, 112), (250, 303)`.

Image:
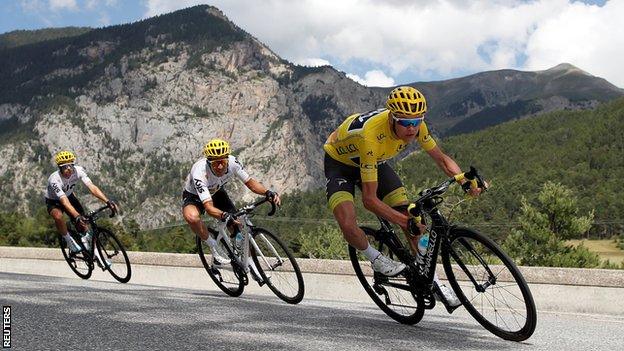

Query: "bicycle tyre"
(59, 230), (93, 280)
(348, 226), (425, 325)
(96, 228), (132, 283)
(442, 227), (537, 341)
(250, 228), (305, 304)
(196, 230), (245, 297)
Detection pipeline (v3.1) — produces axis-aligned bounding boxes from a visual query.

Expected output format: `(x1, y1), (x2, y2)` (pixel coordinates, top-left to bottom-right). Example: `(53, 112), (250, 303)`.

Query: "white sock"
(433, 271), (440, 284)
(205, 237), (217, 248)
(360, 244), (381, 262)
(63, 233), (72, 240)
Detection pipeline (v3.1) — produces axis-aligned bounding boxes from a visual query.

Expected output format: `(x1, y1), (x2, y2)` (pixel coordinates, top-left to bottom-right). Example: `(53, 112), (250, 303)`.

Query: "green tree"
(298, 224), (348, 259)
(503, 182), (600, 267)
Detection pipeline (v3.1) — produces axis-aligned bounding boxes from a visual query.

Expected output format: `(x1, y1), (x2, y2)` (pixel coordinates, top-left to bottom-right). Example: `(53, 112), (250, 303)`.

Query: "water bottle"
(234, 231), (244, 253)
(416, 234), (429, 264)
(81, 230), (93, 251)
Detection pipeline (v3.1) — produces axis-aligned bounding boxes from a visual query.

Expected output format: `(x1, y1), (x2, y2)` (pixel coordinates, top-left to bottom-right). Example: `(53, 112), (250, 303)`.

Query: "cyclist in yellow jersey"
(324, 86), (485, 307)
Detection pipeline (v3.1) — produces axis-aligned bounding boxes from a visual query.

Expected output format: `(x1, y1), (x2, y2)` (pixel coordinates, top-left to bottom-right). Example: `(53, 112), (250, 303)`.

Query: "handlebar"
(86, 203), (116, 220)
(412, 166), (488, 208)
(233, 196), (277, 218)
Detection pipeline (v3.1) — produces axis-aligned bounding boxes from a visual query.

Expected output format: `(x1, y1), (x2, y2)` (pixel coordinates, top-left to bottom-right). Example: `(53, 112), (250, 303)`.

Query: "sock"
(205, 237), (217, 248)
(63, 233), (72, 240)
(433, 271), (440, 284)
(360, 244), (381, 262)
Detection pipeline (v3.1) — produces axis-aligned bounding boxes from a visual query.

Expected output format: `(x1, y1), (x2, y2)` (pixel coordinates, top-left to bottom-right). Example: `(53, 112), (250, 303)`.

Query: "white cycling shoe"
(210, 244), (231, 265)
(371, 254), (406, 277)
(434, 282), (462, 308)
(65, 236), (82, 253)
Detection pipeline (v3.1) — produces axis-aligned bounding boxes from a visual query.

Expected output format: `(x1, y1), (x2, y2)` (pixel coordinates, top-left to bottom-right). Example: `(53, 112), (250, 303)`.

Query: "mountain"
(0, 27), (92, 49)
(0, 5), (622, 228)
(270, 97), (624, 247)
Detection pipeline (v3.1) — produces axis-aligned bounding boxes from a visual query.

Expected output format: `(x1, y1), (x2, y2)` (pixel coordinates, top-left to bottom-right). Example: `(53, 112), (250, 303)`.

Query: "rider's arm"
(86, 183), (110, 203)
(202, 200), (226, 220)
(361, 181), (408, 229)
(59, 196), (81, 219)
(426, 146), (484, 196)
(245, 178), (281, 206)
(244, 178), (268, 195)
(426, 146), (462, 178)
(359, 139), (408, 229)
(77, 167), (109, 203)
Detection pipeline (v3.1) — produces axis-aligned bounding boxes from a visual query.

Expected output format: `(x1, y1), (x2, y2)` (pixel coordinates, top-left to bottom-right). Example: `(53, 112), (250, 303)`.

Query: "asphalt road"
(1, 272), (623, 351)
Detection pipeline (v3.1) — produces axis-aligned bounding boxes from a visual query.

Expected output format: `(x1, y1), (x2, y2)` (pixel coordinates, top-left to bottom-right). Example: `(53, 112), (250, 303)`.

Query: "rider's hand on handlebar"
(406, 217), (425, 237)
(221, 212), (241, 226)
(265, 190), (281, 206)
(73, 215), (88, 232)
(461, 180), (489, 197)
(107, 200), (119, 215)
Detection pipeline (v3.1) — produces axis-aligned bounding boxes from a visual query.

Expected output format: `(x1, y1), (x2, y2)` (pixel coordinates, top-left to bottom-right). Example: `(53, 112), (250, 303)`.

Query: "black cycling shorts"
(45, 193), (85, 215)
(182, 188), (237, 214)
(324, 152), (408, 211)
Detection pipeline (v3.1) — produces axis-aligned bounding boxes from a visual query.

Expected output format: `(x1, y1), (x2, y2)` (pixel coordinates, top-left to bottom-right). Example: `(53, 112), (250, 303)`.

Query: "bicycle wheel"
(348, 227), (425, 325)
(250, 228), (305, 304)
(59, 230), (93, 280)
(96, 228), (132, 283)
(196, 230), (245, 297)
(442, 227), (537, 341)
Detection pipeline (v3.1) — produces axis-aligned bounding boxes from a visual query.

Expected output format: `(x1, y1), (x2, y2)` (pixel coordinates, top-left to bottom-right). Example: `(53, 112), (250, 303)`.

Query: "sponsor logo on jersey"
(336, 144), (358, 155)
(376, 133), (386, 141)
(194, 179), (204, 193)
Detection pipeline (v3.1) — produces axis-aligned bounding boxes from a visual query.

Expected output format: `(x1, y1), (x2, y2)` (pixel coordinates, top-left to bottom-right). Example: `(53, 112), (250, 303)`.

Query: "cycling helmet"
(386, 86), (427, 116)
(203, 139), (230, 160)
(55, 150), (76, 165)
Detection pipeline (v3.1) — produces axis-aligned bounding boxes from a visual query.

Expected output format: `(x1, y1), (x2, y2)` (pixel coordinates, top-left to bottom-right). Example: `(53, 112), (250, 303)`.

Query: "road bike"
(196, 197), (305, 304)
(59, 204), (132, 283)
(349, 167), (537, 341)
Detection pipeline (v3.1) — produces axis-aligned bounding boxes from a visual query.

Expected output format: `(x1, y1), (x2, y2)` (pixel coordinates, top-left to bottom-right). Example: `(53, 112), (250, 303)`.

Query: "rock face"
(0, 5), (622, 227)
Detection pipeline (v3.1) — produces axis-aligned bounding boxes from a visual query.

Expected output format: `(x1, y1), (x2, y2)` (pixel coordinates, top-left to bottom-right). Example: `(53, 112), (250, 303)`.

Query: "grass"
(567, 238), (624, 265)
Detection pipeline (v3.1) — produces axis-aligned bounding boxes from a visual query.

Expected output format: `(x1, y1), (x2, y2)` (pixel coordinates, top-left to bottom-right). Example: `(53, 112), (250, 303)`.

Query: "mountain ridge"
(1, 5), (622, 228)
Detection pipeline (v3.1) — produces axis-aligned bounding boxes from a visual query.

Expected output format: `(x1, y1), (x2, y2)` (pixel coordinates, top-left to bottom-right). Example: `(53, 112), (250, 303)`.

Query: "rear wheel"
(59, 230), (93, 280)
(197, 230), (245, 297)
(442, 227), (537, 341)
(250, 228), (305, 304)
(348, 227), (425, 325)
(96, 228), (132, 283)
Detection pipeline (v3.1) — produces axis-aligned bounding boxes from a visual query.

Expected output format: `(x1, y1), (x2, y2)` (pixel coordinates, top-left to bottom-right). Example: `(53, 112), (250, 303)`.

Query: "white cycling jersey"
(45, 165), (93, 200)
(183, 156), (251, 203)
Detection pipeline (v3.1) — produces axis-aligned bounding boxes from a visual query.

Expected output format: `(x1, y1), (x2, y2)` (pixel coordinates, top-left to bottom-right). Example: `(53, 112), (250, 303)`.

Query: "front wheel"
(442, 227), (537, 341)
(251, 228), (305, 304)
(348, 227), (425, 325)
(196, 230), (245, 297)
(96, 228), (132, 283)
(59, 230), (93, 280)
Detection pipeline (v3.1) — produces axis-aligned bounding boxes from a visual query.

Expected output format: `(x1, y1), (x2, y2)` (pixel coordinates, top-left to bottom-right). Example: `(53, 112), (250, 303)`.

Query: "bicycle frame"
(212, 199), (284, 278)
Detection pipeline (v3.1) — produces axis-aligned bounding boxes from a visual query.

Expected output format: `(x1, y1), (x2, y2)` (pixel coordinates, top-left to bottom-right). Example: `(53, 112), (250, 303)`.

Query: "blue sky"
(1, 0), (621, 87)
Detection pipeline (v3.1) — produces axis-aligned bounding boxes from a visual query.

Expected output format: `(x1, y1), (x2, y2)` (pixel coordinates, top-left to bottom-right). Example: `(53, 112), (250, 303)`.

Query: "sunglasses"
(207, 158), (229, 168)
(59, 164), (75, 172)
(392, 114), (424, 128)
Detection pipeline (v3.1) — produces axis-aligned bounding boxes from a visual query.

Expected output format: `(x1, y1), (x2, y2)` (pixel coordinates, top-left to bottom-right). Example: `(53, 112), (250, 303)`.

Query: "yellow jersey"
(323, 109), (437, 182)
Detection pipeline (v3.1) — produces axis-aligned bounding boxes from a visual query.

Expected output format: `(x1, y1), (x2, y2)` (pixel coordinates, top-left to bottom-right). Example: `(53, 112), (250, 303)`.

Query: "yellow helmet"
(203, 139), (230, 159)
(386, 86), (427, 117)
(55, 150), (76, 165)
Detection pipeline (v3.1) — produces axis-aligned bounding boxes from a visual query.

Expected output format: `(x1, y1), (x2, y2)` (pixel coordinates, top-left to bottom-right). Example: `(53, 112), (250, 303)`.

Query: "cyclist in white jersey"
(182, 139), (281, 266)
(45, 151), (118, 253)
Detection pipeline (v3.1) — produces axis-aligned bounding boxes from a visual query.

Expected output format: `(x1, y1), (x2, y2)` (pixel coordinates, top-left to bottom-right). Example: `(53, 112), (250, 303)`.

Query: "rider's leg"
(49, 206), (80, 252)
(50, 208), (68, 235)
(211, 189), (240, 235)
(182, 204), (210, 241)
(332, 200), (372, 251)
